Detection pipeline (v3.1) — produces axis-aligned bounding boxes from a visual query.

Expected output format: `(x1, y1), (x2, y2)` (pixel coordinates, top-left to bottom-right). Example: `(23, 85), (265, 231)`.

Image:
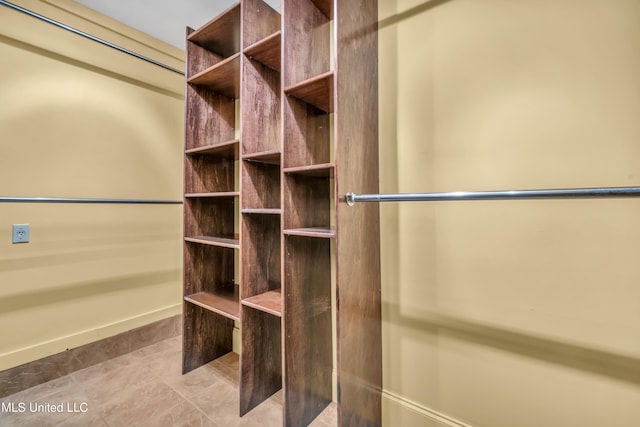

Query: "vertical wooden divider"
(239, 0), (284, 417)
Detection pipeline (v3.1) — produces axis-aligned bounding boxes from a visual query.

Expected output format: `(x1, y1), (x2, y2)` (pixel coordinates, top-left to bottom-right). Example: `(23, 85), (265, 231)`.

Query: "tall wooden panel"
(239, 0), (284, 417)
(334, 2), (382, 425)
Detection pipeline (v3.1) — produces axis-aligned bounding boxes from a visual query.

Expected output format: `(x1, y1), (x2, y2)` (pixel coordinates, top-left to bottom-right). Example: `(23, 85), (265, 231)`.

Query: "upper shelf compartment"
(188, 53), (240, 98)
(188, 3), (241, 58)
(244, 31), (281, 72)
(284, 71), (333, 113)
(283, 0), (331, 88)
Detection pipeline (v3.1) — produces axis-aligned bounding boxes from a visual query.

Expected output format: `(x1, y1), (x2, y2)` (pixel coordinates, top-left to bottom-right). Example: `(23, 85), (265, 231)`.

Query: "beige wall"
(379, 0), (640, 425)
(0, 0), (184, 370)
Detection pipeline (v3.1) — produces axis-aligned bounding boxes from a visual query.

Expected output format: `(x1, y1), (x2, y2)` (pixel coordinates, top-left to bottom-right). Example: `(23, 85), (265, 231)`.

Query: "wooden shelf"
(242, 290), (282, 317)
(244, 31), (281, 72)
(283, 163), (334, 177)
(284, 227), (336, 238)
(185, 235), (240, 249)
(284, 71), (333, 113)
(188, 3), (240, 57)
(185, 192), (239, 198)
(242, 149), (281, 164)
(188, 53), (240, 98)
(186, 139), (239, 159)
(311, 0), (332, 19)
(242, 208), (282, 215)
(185, 288), (240, 322)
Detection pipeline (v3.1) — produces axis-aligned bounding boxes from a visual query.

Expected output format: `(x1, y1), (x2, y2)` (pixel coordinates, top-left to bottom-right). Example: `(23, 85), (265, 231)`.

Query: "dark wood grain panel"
(188, 53), (240, 99)
(283, 236), (332, 426)
(183, 243), (235, 296)
(284, 71), (333, 113)
(283, 174), (331, 230)
(183, 302), (234, 374)
(240, 307), (282, 415)
(242, 160), (281, 210)
(188, 3), (240, 57)
(244, 31), (282, 72)
(282, 96), (330, 168)
(185, 288), (240, 321)
(242, 290), (282, 317)
(184, 153), (235, 194)
(186, 29), (224, 78)
(335, 1), (382, 425)
(185, 84), (236, 150)
(282, 0), (330, 87)
(242, 0), (281, 48)
(241, 56), (281, 154)
(241, 213), (281, 298)
(184, 197), (236, 238)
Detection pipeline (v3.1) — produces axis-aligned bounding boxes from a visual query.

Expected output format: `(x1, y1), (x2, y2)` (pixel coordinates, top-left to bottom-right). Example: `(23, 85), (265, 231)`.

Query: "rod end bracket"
(345, 193), (355, 207)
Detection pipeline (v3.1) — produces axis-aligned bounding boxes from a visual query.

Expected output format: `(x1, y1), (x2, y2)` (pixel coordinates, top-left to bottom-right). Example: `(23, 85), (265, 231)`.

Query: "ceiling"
(74, 0), (282, 50)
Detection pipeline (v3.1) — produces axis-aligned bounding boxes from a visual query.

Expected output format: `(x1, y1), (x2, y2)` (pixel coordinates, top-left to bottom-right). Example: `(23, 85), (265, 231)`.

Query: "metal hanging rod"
(345, 186), (640, 206)
(0, 197), (182, 204)
(0, 0), (184, 75)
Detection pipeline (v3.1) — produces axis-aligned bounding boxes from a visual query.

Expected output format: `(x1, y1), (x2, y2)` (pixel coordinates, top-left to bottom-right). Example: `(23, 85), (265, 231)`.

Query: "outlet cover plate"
(12, 224), (30, 243)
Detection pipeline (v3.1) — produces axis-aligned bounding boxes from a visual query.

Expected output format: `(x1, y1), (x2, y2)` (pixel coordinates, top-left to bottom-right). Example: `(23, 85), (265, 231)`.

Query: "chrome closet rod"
(0, 0), (184, 75)
(345, 186), (640, 206)
(0, 197), (182, 204)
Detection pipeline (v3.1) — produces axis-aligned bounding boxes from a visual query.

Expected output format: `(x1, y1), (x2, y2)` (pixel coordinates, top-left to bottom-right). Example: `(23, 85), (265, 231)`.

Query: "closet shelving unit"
(183, 1), (381, 425)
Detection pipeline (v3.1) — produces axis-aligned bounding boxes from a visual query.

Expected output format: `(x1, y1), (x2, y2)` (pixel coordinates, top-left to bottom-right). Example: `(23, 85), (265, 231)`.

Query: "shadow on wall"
(0, 269), (181, 313)
(384, 301), (640, 386)
(0, 34), (183, 100)
(379, 0), (455, 29)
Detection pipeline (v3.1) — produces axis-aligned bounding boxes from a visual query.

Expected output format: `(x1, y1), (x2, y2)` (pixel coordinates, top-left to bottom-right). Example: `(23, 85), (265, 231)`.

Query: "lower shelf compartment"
(183, 302), (234, 374)
(242, 290), (282, 317)
(185, 288), (240, 322)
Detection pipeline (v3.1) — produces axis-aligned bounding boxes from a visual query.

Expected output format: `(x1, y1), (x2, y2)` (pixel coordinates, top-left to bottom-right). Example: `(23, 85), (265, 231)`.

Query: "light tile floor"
(0, 336), (336, 426)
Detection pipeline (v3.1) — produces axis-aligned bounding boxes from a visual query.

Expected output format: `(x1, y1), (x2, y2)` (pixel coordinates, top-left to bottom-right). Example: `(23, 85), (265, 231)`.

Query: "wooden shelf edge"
(283, 227), (336, 238)
(242, 149), (281, 164)
(283, 163), (334, 177)
(242, 208), (282, 215)
(242, 290), (282, 317)
(185, 192), (239, 198)
(185, 139), (239, 156)
(185, 290), (240, 322)
(188, 52), (240, 82)
(185, 236), (240, 249)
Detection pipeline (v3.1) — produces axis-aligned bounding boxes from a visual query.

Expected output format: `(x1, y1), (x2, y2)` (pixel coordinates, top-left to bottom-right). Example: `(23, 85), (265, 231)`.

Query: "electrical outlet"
(12, 224), (30, 243)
